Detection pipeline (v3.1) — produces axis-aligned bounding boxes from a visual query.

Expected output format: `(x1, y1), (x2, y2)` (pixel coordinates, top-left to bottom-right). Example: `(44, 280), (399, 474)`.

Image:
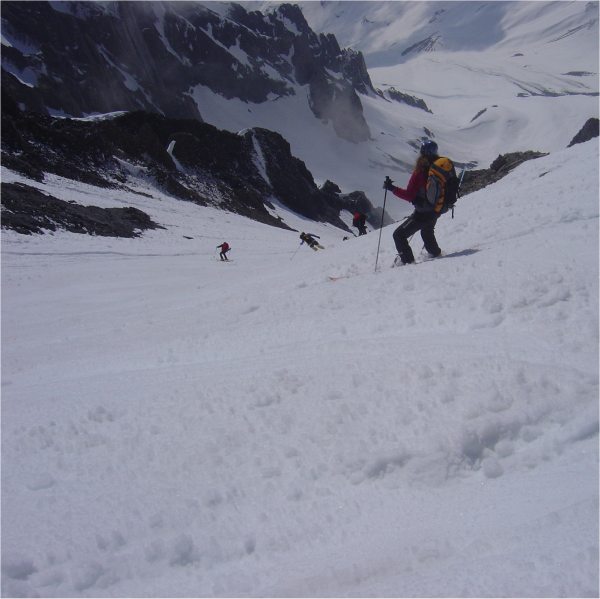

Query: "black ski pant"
(392, 212), (441, 264)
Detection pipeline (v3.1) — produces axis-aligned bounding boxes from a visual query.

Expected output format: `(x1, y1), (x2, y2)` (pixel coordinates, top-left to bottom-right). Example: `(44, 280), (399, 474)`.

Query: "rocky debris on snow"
(320, 180), (342, 196)
(470, 108), (488, 122)
(1, 0), (371, 143)
(383, 87), (432, 113)
(567, 118), (599, 147)
(563, 71), (595, 77)
(460, 151), (548, 196)
(1, 182), (163, 237)
(401, 34), (441, 56)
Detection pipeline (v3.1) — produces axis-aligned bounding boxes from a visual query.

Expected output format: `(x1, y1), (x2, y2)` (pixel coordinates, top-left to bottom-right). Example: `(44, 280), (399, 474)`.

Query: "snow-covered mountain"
(1, 133), (598, 597)
(1, 1), (371, 142)
(1, 99), (396, 235)
(2, 1), (598, 218)
(246, 0), (600, 209)
(298, 1), (600, 67)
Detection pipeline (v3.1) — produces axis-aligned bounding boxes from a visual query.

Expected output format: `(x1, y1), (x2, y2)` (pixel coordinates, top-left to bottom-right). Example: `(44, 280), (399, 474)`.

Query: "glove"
(383, 178), (394, 191)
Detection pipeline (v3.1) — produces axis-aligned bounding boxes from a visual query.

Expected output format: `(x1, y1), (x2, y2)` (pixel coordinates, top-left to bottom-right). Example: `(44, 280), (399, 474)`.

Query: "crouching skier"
(299, 232), (324, 251)
(217, 241), (231, 261)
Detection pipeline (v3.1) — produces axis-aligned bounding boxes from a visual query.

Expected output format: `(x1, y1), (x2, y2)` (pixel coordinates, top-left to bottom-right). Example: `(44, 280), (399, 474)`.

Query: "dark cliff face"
(248, 127), (343, 224)
(1, 106), (352, 234)
(568, 118), (599, 147)
(1, 1), (372, 142)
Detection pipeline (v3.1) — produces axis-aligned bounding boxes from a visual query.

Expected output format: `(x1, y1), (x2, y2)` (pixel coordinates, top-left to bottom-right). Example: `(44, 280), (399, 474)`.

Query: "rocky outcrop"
(320, 182), (394, 229)
(247, 128), (345, 224)
(307, 73), (371, 142)
(1, 106), (354, 235)
(568, 118), (599, 147)
(460, 151), (548, 196)
(1, 2), (203, 120)
(340, 48), (376, 96)
(1, 1), (371, 142)
(1, 182), (164, 237)
(460, 120), (598, 197)
(384, 87), (432, 113)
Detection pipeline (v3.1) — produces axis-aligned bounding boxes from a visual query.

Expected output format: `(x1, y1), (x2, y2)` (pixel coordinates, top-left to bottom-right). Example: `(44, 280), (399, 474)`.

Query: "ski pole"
(375, 177), (391, 272)
(290, 243), (302, 260)
(458, 167), (466, 191)
(452, 168), (467, 219)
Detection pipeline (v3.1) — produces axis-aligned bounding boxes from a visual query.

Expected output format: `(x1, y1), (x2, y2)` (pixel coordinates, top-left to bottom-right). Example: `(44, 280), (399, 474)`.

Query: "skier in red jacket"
(217, 242), (231, 261)
(352, 211), (367, 236)
(384, 140), (442, 265)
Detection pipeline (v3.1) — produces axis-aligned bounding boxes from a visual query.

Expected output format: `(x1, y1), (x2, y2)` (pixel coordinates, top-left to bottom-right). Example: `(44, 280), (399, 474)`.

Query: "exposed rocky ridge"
(460, 119), (598, 196)
(320, 181), (395, 230)
(460, 151), (549, 196)
(383, 87), (432, 113)
(1, 182), (164, 237)
(401, 34), (441, 57)
(1, 98), (359, 236)
(568, 118), (599, 147)
(1, 1), (371, 142)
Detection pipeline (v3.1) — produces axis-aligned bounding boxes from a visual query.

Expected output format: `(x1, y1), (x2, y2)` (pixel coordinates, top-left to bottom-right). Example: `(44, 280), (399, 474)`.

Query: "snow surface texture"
(1, 135), (599, 595)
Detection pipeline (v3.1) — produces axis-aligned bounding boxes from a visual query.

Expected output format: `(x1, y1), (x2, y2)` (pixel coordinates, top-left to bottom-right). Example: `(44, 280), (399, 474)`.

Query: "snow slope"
(1, 134), (598, 596)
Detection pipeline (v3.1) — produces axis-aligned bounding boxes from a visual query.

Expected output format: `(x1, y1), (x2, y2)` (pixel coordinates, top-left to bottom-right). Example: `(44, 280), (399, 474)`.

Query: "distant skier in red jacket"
(384, 140), (442, 265)
(352, 211), (367, 236)
(217, 242), (231, 261)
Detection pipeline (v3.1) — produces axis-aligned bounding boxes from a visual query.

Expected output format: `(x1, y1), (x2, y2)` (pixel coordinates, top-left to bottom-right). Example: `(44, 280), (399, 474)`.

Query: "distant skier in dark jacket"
(299, 232), (324, 251)
(217, 242), (231, 261)
(352, 211), (367, 236)
(384, 140), (442, 265)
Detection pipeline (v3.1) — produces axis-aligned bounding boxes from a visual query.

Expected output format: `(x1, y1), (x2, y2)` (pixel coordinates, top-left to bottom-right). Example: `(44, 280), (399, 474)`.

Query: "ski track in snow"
(1, 138), (598, 597)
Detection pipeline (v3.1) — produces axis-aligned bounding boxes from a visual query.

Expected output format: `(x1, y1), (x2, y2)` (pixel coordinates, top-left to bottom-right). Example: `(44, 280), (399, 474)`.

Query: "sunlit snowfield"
(2, 1), (599, 596)
(2, 137), (598, 596)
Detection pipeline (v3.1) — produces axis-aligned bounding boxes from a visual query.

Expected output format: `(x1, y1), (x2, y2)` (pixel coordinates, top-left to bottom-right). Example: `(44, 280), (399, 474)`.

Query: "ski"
(390, 248), (479, 268)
